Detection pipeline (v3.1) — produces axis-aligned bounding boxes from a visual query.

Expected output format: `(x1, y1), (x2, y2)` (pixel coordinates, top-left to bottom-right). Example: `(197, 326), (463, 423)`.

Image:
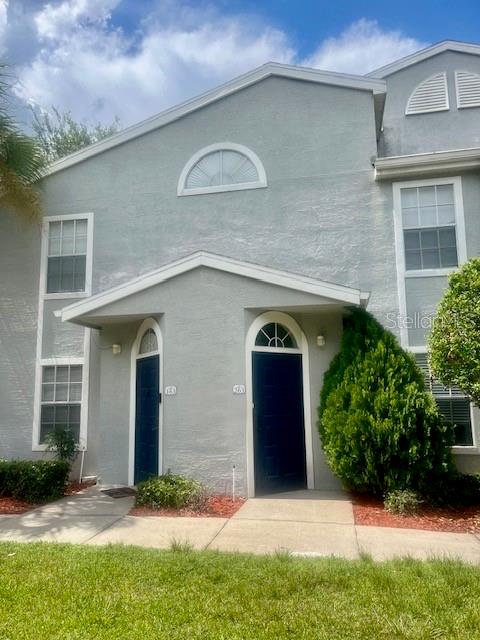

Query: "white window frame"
(32, 355), (89, 452)
(177, 142), (267, 197)
(409, 347), (478, 454)
(393, 177), (467, 347)
(41, 213), (94, 300)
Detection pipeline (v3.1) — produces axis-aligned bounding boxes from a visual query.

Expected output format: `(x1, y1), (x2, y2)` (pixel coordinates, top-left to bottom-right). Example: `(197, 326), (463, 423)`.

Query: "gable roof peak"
(43, 62), (385, 178)
(367, 40), (480, 78)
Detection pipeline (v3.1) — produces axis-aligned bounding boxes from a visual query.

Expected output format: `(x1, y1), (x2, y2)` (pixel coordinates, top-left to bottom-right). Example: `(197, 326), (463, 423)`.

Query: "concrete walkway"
(1, 487), (480, 563)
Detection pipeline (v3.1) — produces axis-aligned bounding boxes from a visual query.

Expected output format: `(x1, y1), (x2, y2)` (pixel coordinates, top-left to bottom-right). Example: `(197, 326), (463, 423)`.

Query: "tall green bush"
(318, 308), (454, 495)
(428, 258), (480, 406)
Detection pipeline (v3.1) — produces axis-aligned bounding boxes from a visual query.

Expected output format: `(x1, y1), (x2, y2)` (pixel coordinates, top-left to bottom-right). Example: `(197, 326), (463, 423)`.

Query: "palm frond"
(1, 130), (46, 183)
(0, 162), (42, 223)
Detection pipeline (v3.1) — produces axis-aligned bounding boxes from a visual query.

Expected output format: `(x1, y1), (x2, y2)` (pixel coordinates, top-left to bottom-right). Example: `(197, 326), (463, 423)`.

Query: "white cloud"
(14, 2), (294, 125)
(9, 5), (426, 128)
(35, 0), (118, 40)
(303, 19), (426, 75)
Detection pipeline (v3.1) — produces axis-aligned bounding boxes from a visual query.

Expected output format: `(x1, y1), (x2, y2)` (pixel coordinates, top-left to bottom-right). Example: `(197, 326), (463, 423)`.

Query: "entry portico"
(60, 252), (369, 496)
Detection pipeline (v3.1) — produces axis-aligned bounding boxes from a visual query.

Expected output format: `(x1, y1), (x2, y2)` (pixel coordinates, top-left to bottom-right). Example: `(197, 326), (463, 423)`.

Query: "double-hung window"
(415, 354), (474, 447)
(46, 218), (88, 293)
(40, 364), (83, 444)
(400, 183), (459, 272)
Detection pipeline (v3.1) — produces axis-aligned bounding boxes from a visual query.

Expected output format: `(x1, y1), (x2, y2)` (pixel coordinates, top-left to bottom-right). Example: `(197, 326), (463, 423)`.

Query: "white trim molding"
(245, 311), (314, 497)
(367, 40), (480, 78)
(177, 142), (267, 196)
(128, 318), (164, 486)
(392, 176), (467, 348)
(42, 63), (385, 178)
(375, 147), (480, 180)
(60, 251), (370, 326)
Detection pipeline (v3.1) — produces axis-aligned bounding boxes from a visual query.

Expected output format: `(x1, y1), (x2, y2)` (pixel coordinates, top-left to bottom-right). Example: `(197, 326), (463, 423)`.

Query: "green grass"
(0, 543), (479, 639)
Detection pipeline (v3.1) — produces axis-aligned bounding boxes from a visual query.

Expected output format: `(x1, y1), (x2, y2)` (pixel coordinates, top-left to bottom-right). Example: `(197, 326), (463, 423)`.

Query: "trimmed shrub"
(426, 472), (480, 508)
(0, 460), (69, 503)
(136, 474), (205, 509)
(318, 308), (454, 496)
(428, 258), (480, 405)
(384, 489), (422, 515)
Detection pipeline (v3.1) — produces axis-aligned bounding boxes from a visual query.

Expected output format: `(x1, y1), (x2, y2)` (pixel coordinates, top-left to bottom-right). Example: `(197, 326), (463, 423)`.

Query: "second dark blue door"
(252, 352), (306, 494)
(134, 355), (160, 485)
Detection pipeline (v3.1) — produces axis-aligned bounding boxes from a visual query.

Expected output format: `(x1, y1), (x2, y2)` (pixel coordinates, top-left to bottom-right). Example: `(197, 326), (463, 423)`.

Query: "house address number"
(164, 386), (177, 396)
(233, 385), (246, 394)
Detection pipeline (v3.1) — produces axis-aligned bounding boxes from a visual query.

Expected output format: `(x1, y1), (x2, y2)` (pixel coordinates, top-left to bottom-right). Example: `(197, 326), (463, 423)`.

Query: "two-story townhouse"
(1, 40), (479, 496)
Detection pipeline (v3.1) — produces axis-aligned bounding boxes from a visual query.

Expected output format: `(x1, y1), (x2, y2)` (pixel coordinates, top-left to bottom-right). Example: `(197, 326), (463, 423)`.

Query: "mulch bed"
(352, 493), (480, 534)
(130, 495), (245, 519)
(0, 480), (96, 515)
(0, 496), (35, 515)
(64, 479), (96, 495)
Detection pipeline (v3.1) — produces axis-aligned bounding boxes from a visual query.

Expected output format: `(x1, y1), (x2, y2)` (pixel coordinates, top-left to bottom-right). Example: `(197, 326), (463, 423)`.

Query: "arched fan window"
(255, 322), (298, 349)
(139, 328), (158, 355)
(178, 143), (267, 196)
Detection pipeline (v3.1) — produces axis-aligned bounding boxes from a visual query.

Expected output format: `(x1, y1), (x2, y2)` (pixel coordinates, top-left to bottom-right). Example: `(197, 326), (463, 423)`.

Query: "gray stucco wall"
(89, 267), (343, 492)
(0, 212), (41, 458)
(380, 51), (480, 157)
(40, 76), (397, 323)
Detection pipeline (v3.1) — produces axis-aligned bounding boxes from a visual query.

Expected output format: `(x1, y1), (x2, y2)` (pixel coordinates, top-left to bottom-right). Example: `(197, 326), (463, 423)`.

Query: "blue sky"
(2, 0), (480, 128)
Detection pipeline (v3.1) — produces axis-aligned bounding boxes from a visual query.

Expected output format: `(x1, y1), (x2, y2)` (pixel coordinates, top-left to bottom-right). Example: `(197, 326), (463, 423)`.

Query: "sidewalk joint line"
(203, 518), (230, 551)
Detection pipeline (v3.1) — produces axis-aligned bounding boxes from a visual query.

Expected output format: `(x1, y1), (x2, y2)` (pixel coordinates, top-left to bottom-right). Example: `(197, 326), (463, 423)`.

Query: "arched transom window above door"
(255, 322), (298, 349)
(178, 143), (267, 196)
(139, 328), (158, 355)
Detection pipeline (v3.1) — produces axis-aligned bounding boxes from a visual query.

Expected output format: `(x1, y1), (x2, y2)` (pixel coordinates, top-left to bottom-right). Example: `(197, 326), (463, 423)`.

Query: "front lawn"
(1, 544), (479, 639)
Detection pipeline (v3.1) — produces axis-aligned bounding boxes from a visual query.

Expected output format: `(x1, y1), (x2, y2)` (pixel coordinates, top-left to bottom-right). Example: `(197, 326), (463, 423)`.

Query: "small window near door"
(40, 364), (82, 443)
(139, 328), (158, 355)
(255, 322), (297, 349)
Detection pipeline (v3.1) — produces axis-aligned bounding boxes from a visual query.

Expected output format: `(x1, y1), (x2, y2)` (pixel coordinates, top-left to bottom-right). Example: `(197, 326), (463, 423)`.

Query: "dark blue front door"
(134, 355), (160, 484)
(252, 352), (306, 495)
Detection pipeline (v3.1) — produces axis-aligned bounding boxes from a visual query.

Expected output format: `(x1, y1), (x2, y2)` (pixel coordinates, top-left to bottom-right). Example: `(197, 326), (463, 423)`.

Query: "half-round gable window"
(178, 143), (267, 196)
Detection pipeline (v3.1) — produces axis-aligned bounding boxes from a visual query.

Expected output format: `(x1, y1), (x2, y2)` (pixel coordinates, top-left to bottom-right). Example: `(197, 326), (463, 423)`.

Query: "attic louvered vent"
(406, 73), (449, 115)
(455, 70), (480, 108)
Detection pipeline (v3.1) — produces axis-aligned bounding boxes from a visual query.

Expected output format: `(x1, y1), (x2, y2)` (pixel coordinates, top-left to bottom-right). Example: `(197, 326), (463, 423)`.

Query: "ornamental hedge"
(428, 257), (480, 406)
(136, 474), (205, 510)
(0, 460), (69, 503)
(318, 308), (454, 495)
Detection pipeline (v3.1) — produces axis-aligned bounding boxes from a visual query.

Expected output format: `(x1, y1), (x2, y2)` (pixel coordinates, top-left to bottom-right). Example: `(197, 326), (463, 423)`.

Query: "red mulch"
(353, 494), (480, 533)
(0, 496), (35, 515)
(130, 495), (245, 519)
(64, 479), (96, 495)
(0, 480), (96, 514)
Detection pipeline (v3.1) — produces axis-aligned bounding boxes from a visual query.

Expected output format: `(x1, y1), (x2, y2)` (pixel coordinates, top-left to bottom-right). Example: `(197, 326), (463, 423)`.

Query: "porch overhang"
(58, 252), (370, 328)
